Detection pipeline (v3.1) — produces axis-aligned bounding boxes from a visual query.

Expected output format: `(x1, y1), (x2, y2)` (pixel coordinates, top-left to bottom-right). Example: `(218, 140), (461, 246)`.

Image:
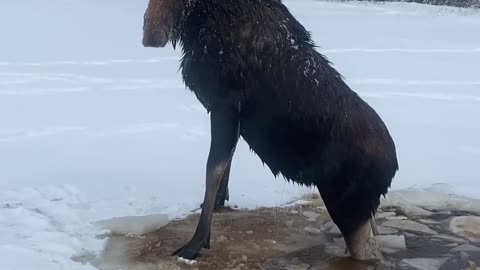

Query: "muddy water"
(83, 198), (480, 270)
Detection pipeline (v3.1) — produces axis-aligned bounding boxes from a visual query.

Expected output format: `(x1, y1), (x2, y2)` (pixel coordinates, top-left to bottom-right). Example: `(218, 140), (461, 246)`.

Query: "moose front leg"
(214, 160), (231, 209)
(201, 159), (232, 210)
(173, 105), (240, 260)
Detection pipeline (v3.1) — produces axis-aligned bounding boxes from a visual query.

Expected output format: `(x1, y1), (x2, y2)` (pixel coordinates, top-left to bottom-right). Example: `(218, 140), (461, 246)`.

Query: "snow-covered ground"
(0, 1), (479, 269)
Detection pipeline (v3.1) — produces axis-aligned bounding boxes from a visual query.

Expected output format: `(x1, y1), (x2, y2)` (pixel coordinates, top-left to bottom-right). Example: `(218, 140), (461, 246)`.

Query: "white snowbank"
(0, 186), (104, 270)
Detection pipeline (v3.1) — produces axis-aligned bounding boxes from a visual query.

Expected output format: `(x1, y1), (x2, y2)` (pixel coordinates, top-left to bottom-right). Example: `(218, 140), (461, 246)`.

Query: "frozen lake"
(0, 1), (479, 269)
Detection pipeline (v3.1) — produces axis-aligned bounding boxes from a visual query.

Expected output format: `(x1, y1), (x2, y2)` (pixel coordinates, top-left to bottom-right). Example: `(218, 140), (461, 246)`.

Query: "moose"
(142, 0), (399, 261)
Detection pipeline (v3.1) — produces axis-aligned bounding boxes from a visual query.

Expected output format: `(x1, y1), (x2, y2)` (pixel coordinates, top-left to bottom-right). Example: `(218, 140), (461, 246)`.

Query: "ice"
(382, 220), (438, 235)
(281, 199), (316, 208)
(381, 185), (480, 215)
(450, 216), (480, 242)
(402, 257), (448, 270)
(433, 234), (467, 244)
(450, 244), (480, 253)
(327, 226), (342, 236)
(304, 226), (322, 234)
(376, 212), (397, 219)
(403, 206), (433, 217)
(95, 214), (169, 236)
(302, 211), (321, 221)
(375, 235), (407, 254)
(377, 226), (399, 235)
(386, 216), (408, 220)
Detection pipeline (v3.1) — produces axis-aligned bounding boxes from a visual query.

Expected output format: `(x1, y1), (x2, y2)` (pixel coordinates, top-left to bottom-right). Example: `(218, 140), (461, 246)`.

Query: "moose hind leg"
(347, 219), (382, 260)
(371, 215), (379, 236)
(318, 176), (383, 261)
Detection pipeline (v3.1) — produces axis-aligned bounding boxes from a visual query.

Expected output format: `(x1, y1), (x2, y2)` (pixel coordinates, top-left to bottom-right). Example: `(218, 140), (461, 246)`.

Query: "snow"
(177, 257), (198, 266)
(0, 186), (103, 270)
(1, 0), (480, 269)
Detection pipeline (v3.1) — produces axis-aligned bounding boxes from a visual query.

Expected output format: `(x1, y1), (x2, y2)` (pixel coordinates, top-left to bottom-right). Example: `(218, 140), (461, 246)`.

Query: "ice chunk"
(321, 221), (342, 235)
(282, 200), (314, 208)
(433, 234), (467, 244)
(95, 214), (168, 236)
(302, 211), (321, 221)
(376, 212), (396, 219)
(418, 219), (440, 225)
(450, 216), (480, 243)
(304, 226), (322, 235)
(450, 244), (480, 253)
(375, 235), (407, 254)
(377, 226), (399, 235)
(402, 206), (433, 217)
(386, 216), (408, 220)
(402, 257), (448, 270)
(327, 225), (342, 236)
(321, 221), (335, 231)
(383, 220), (437, 235)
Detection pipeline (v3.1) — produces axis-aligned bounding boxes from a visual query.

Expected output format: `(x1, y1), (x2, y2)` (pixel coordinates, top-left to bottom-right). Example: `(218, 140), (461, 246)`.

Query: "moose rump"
(142, 0), (399, 262)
